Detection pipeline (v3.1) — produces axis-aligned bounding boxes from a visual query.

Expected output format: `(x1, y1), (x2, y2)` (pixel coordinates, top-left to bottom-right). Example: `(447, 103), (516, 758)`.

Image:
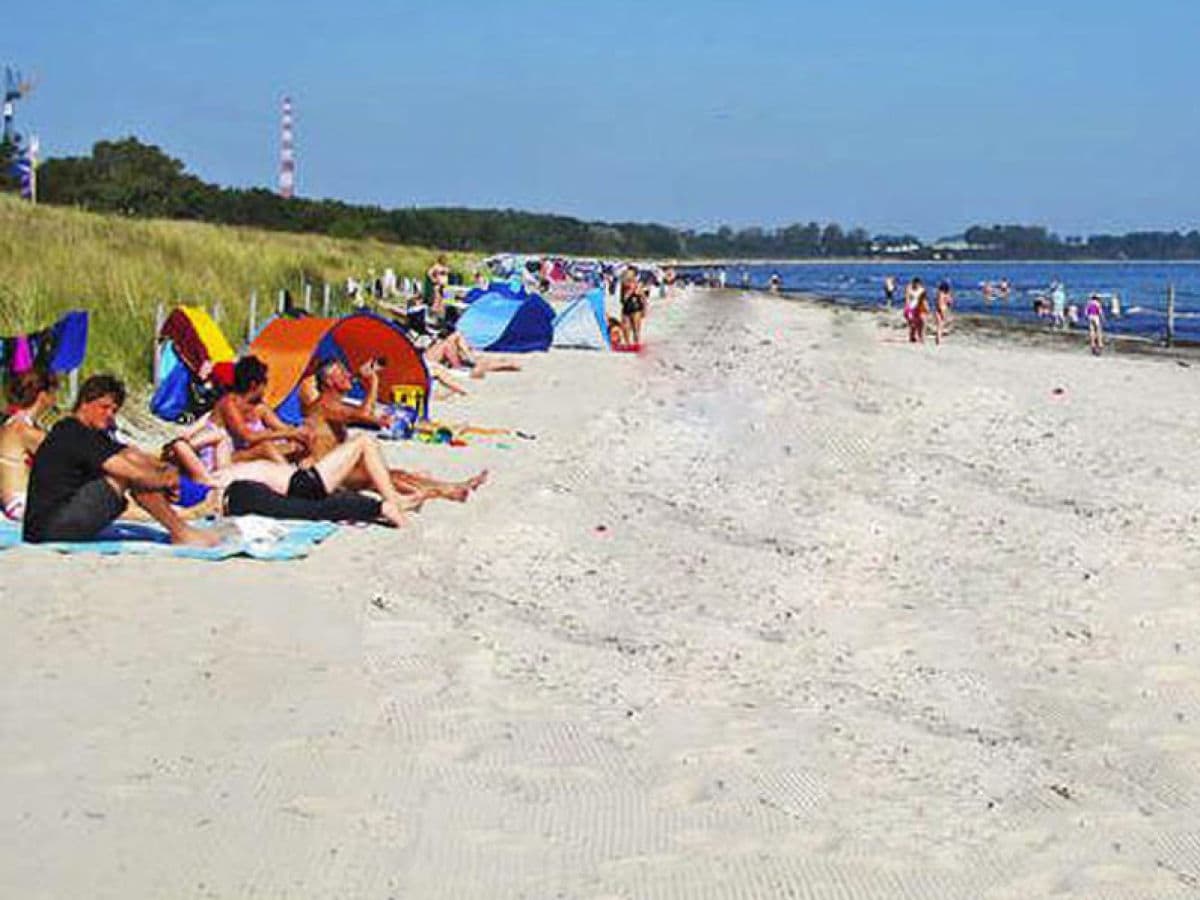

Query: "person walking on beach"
(619, 266), (646, 347)
(903, 277), (927, 343)
(883, 275), (897, 308)
(1050, 279), (1067, 329)
(934, 280), (954, 345)
(1085, 293), (1106, 354)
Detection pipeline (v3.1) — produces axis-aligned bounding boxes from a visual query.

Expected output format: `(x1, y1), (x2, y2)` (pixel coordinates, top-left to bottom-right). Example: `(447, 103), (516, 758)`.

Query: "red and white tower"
(278, 95), (295, 199)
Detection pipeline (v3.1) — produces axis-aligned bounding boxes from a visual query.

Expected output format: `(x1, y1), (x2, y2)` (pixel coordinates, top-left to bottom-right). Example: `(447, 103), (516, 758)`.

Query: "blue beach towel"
(0, 517), (338, 561)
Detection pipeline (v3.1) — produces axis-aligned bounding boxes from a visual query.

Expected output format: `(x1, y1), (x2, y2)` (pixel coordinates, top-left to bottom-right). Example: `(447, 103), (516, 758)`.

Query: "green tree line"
(26, 137), (1200, 260)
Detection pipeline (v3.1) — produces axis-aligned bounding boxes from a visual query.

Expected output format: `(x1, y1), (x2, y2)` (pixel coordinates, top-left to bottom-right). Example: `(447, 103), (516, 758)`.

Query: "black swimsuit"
(287, 466), (328, 501)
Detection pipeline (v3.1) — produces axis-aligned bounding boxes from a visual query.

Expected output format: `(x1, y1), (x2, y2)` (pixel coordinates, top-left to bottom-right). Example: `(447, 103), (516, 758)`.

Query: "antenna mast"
(278, 95), (295, 199)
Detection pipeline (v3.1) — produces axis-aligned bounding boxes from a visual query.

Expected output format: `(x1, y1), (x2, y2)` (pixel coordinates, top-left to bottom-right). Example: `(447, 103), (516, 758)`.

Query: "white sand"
(5, 289), (1200, 897)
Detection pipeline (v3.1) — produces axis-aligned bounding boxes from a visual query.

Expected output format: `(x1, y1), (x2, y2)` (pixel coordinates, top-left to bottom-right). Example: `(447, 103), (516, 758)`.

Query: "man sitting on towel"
(22, 374), (219, 547)
(300, 358), (486, 502)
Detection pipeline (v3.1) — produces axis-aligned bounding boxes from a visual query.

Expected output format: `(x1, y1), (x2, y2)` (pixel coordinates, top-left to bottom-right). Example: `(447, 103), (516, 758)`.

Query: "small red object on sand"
(1051, 387), (1066, 395)
(595, 524), (608, 533)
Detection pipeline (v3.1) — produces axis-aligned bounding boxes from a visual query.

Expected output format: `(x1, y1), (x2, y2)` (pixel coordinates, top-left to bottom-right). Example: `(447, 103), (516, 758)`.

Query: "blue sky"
(7, 0), (1198, 236)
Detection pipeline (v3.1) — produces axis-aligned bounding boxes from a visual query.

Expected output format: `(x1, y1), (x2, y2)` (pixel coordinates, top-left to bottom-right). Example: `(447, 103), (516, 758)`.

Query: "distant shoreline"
(662, 258), (1200, 267)
(724, 286), (1200, 359)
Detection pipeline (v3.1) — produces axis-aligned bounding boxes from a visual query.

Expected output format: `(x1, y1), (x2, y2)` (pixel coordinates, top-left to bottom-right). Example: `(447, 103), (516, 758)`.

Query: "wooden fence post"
(248, 290), (258, 343)
(304, 282), (313, 312)
(278, 289), (285, 314)
(323, 283), (331, 317)
(1167, 284), (1176, 347)
(152, 302), (166, 385)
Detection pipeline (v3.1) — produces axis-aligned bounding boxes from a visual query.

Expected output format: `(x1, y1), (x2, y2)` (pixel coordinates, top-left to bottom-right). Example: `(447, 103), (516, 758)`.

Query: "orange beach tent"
(248, 313), (431, 424)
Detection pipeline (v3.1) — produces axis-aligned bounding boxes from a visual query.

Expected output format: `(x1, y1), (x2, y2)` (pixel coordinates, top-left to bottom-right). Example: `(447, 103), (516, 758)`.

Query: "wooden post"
(68, 368), (79, 403)
(248, 290), (258, 343)
(1167, 284), (1176, 347)
(152, 302), (166, 385)
(214, 301), (223, 324)
(323, 283), (331, 317)
(278, 289), (285, 314)
(304, 282), (312, 312)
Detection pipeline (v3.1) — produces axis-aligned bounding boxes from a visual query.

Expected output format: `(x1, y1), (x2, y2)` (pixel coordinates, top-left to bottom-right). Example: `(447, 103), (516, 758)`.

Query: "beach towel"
(0, 516), (337, 561)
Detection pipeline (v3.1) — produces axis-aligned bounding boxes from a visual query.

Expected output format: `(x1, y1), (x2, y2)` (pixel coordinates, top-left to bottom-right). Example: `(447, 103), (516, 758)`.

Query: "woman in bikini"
(211, 355), (311, 463)
(0, 370), (59, 522)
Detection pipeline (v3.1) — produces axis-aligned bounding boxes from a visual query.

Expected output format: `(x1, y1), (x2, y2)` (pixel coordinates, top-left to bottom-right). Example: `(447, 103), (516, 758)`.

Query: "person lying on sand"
(207, 433), (421, 528)
(212, 356), (312, 464)
(301, 358), (487, 502)
(164, 415), (416, 525)
(424, 331), (521, 379)
(22, 374), (219, 547)
(0, 369), (58, 522)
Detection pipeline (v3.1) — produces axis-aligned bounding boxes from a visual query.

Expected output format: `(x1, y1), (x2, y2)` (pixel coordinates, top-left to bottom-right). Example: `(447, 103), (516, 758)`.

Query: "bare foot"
(379, 500), (409, 528)
(466, 469), (489, 491)
(399, 490), (429, 512)
(173, 526), (222, 548)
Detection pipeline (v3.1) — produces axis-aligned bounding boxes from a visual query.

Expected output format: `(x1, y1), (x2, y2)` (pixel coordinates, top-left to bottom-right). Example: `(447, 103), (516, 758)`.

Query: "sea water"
(685, 262), (1200, 342)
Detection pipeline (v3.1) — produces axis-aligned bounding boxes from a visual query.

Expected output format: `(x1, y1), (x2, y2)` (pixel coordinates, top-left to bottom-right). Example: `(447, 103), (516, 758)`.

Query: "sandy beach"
(6, 288), (1200, 898)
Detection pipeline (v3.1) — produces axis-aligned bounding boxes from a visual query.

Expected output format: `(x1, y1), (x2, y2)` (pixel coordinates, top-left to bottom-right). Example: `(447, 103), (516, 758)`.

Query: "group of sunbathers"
(0, 353), (488, 546)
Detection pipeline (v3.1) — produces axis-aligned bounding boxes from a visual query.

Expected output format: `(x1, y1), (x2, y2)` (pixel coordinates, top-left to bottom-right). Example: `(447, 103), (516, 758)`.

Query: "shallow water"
(684, 262), (1200, 341)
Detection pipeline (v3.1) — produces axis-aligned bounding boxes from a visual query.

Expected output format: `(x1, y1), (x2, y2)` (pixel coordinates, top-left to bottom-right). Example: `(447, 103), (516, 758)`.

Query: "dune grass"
(0, 195), (475, 391)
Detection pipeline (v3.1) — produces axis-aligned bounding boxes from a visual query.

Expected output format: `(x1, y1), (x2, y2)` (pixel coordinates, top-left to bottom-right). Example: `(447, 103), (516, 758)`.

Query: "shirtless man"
(302, 358), (487, 502)
(212, 355), (311, 463)
(0, 370), (58, 521)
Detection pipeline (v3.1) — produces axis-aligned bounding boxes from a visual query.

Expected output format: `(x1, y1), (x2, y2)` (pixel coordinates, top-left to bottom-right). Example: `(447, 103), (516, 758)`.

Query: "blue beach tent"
(552, 288), (610, 350)
(463, 280), (528, 305)
(456, 289), (555, 353)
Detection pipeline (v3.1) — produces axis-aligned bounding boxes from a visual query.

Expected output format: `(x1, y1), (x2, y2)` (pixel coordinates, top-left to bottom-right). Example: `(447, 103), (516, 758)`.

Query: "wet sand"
(5, 289), (1200, 897)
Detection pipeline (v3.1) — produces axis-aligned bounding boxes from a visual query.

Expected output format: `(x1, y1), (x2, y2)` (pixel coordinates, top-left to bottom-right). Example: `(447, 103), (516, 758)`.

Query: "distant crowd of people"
(885, 274), (1117, 354)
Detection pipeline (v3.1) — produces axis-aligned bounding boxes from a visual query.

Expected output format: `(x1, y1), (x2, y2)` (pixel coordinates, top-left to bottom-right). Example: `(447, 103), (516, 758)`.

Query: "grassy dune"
(0, 195), (473, 389)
